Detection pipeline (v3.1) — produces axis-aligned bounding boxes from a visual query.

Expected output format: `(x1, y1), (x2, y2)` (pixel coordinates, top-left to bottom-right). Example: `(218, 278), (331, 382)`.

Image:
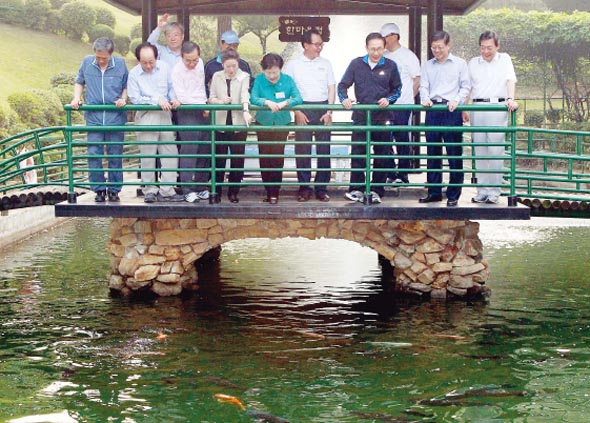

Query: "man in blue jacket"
(71, 37), (128, 202)
(338, 32), (401, 204)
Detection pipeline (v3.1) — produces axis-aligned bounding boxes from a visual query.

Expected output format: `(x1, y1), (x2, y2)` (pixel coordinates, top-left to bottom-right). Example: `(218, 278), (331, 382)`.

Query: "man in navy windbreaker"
(338, 32), (401, 204)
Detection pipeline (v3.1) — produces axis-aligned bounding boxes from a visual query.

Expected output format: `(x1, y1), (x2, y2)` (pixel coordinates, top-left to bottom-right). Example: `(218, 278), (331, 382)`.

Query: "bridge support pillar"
(107, 218), (490, 300)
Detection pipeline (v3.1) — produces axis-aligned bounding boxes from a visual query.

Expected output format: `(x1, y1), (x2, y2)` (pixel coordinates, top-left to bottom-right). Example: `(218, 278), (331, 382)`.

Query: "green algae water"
(2, 218), (590, 423)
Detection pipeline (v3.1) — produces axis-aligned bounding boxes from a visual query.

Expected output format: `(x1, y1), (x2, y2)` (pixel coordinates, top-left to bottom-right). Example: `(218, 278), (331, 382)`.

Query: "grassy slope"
(0, 1), (140, 100)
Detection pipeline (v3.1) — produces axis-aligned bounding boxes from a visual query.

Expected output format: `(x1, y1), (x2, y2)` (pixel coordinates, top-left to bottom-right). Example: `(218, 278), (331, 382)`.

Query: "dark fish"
(203, 375), (244, 390)
(246, 409), (291, 423)
(446, 387), (528, 399)
(350, 410), (421, 422)
(419, 398), (489, 407)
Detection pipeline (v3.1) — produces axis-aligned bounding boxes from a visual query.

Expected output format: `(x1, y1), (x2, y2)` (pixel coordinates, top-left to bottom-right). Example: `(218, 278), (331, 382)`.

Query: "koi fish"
(214, 393), (246, 410)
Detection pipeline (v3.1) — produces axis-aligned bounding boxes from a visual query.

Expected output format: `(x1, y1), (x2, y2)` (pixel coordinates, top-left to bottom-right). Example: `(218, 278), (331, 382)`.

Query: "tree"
(446, 9), (590, 123)
(235, 15), (279, 55)
(129, 22), (142, 40)
(58, 0), (95, 40)
(189, 15), (217, 60)
(114, 34), (130, 56)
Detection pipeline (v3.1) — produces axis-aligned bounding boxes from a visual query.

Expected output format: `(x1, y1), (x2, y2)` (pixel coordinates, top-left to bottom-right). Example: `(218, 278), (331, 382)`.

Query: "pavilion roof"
(104, 0), (484, 16)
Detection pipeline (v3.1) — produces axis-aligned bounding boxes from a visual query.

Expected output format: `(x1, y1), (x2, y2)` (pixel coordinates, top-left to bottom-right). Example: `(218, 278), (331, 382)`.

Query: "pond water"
(1, 217), (590, 423)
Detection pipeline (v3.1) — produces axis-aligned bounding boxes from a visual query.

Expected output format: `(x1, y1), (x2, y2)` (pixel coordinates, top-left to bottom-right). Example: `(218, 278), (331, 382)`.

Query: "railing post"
(65, 106), (76, 203)
(363, 109), (372, 205)
(507, 110), (517, 207)
(209, 106), (220, 204)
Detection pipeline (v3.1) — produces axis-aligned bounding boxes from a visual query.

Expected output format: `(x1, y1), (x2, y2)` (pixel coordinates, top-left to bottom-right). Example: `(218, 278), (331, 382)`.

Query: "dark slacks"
(424, 109), (464, 201)
(294, 105), (331, 195)
(388, 109), (412, 181)
(349, 121), (391, 197)
(215, 131), (247, 196)
(176, 110), (210, 194)
(257, 129), (289, 198)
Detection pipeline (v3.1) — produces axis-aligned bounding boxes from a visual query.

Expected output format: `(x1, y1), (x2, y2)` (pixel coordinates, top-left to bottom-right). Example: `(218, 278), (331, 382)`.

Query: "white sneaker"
(185, 192), (199, 203)
(344, 190), (364, 202)
(471, 194), (488, 203)
(486, 196), (499, 204)
(196, 190), (210, 200)
(370, 191), (382, 204)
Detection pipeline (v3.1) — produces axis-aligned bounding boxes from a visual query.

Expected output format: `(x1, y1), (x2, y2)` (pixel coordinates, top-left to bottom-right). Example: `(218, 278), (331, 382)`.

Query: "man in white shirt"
(380, 22), (421, 186)
(419, 30), (470, 207)
(466, 31), (518, 205)
(128, 42), (183, 203)
(171, 41), (211, 203)
(284, 29), (336, 202)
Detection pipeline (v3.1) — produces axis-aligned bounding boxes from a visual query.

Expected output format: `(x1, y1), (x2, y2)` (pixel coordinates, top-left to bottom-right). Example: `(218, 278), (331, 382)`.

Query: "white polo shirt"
(284, 54), (336, 102)
(384, 46), (421, 105)
(468, 52), (517, 100)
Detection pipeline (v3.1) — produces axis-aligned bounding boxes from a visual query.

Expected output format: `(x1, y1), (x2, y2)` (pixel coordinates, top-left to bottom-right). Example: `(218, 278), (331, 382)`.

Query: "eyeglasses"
(310, 42), (324, 47)
(183, 58), (199, 64)
(430, 45), (448, 52)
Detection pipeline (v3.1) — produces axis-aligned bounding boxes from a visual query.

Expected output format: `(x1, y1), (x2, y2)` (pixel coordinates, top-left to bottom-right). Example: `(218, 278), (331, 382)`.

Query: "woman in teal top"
(251, 53), (303, 204)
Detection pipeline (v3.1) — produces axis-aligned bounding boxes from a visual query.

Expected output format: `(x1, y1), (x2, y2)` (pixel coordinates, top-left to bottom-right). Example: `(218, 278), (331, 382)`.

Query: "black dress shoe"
(228, 193), (239, 203)
(419, 195), (442, 203)
(315, 192), (330, 202)
(297, 191), (312, 202)
(447, 199), (458, 207)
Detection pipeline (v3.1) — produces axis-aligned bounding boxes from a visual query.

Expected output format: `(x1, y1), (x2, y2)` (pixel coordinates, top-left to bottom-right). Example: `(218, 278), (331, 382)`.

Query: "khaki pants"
(135, 110), (178, 197)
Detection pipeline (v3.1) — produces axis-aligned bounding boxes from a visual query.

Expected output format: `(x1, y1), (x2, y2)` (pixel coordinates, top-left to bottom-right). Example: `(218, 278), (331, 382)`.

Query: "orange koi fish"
(214, 393), (246, 410)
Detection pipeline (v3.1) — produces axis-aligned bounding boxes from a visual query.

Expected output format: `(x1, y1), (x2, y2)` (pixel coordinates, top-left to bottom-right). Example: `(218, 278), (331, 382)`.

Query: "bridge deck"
(55, 185), (529, 220)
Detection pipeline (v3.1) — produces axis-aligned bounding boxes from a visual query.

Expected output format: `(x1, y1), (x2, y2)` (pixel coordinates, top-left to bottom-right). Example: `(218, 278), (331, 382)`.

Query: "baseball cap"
(221, 30), (240, 44)
(380, 23), (400, 37)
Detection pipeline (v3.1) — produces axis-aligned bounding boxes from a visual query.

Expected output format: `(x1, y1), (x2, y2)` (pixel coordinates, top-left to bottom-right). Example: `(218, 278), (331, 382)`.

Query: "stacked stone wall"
(108, 218), (489, 300)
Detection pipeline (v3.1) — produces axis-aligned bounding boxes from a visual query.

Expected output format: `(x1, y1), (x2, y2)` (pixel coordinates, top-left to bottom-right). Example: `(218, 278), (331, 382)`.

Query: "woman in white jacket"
(208, 50), (252, 203)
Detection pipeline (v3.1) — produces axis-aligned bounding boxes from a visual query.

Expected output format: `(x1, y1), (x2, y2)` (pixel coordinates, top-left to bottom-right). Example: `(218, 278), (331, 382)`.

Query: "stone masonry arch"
(108, 217), (489, 300)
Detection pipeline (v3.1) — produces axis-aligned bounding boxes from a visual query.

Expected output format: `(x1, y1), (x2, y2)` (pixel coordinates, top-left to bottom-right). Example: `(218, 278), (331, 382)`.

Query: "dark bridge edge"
(55, 202), (530, 220)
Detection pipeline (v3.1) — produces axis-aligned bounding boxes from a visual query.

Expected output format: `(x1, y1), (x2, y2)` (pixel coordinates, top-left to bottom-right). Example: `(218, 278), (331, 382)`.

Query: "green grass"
(0, 23), (93, 99)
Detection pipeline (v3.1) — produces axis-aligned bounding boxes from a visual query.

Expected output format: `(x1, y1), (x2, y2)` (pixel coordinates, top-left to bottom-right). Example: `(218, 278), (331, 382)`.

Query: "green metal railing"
(7, 102), (590, 211)
(57, 103), (517, 205)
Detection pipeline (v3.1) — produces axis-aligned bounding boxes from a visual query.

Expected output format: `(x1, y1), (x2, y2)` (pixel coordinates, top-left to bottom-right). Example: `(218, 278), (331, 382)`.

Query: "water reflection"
(1, 217), (590, 422)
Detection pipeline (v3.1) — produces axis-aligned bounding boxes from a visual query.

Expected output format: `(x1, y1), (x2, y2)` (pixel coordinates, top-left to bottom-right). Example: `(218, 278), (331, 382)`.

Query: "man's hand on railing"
(421, 99), (433, 107)
(341, 98), (354, 110)
(70, 98), (82, 110)
(114, 98), (127, 108)
(377, 98), (390, 108)
(448, 100), (458, 112)
(506, 99), (519, 112)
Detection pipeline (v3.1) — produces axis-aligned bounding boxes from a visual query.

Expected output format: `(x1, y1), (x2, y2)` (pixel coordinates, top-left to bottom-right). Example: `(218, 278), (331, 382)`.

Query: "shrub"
(524, 111), (544, 128)
(49, 0), (69, 8)
(88, 23), (115, 43)
(546, 108), (562, 125)
(0, 103), (21, 139)
(114, 34), (131, 56)
(23, 0), (50, 30)
(129, 38), (142, 56)
(130, 22), (142, 40)
(0, 0), (24, 25)
(59, 0), (95, 40)
(94, 6), (115, 28)
(50, 71), (76, 88)
(44, 8), (61, 34)
(7, 89), (64, 129)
